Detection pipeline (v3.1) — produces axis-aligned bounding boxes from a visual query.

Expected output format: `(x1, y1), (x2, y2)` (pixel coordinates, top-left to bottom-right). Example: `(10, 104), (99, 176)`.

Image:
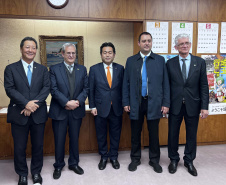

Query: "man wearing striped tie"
(88, 42), (124, 170)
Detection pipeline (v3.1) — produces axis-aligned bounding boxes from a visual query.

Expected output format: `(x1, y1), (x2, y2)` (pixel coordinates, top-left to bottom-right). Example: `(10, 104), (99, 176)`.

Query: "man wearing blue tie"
(123, 32), (170, 173)
(4, 37), (50, 185)
(89, 42), (124, 170)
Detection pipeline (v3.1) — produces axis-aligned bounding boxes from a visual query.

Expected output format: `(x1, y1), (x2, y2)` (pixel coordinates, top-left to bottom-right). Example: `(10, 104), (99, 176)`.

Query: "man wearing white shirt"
(4, 37), (50, 185)
(88, 42), (124, 170)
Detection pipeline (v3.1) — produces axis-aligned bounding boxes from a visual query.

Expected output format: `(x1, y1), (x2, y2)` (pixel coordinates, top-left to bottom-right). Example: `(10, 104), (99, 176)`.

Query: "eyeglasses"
(177, 42), (191, 47)
(65, 52), (76, 56)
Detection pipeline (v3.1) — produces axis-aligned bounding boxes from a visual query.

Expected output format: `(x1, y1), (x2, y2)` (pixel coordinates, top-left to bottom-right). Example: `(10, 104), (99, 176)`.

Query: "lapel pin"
(77, 68), (79, 70)
(194, 64), (196, 66)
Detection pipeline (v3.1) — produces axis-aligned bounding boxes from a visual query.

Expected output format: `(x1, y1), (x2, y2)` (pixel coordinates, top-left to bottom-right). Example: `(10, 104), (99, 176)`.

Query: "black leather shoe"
(53, 168), (61, 179)
(69, 165), (84, 175)
(128, 161), (141, 172)
(184, 162), (198, 176)
(18, 176), (27, 185)
(168, 161), (178, 174)
(98, 159), (108, 170)
(110, 159), (120, 169)
(149, 161), (163, 173)
(32, 174), (42, 184)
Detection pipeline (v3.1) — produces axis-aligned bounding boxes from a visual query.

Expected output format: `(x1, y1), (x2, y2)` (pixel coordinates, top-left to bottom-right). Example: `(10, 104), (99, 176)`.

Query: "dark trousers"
(168, 103), (199, 163)
(52, 111), (82, 169)
(11, 118), (45, 176)
(94, 106), (122, 160)
(130, 97), (160, 163)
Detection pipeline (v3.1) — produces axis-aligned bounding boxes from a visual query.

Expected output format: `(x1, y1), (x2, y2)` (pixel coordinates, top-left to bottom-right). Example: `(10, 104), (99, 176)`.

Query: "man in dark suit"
(123, 32), (170, 173)
(166, 33), (209, 176)
(4, 37), (50, 185)
(88, 42), (124, 170)
(49, 43), (88, 179)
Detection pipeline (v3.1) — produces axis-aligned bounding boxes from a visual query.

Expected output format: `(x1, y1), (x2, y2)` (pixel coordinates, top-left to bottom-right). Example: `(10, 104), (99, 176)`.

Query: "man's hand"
(25, 100), (39, 112)
(65, 100), (79, 110)
(20, 109), (32, 116)
(124, 106), (130, 112)
(91, 108), (98, 116)
(201, 109), (208, 119)
(161, 106), (169, 118)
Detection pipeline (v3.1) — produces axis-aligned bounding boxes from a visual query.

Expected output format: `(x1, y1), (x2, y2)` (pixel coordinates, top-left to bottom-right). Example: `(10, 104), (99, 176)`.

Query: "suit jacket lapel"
(30, 62), (38, 89)
(99, 63), (110, 88)
(16, 60), (30, 88)
(187, 55), (197, 82)
(59, 62), (70, 92)
(111, 63), (118, 89)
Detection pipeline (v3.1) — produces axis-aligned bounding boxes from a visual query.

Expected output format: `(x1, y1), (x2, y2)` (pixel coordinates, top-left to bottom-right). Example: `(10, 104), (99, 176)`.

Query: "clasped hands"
(21, 100), (39, 116)
(65, 100), (80, 110)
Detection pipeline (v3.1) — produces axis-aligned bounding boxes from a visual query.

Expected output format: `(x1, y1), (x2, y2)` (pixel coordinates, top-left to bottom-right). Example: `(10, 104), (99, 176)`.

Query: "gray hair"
(62, 43), (76, 53)
(175, 33), (191, 46)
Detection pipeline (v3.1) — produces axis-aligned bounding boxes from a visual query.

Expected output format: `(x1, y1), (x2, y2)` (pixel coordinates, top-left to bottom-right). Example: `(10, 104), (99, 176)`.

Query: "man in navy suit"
(4, 37), (50, 185)
(167, 33), (209, 176)
(89, 42), (124, 170)
(49, 43), (88, 179)
(123, 32), (170, 173)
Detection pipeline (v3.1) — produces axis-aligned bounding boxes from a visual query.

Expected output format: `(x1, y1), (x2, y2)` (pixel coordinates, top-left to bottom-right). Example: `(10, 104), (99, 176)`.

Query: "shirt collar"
(103, 62), (113, 69)
(179, 54), (191, 61)
(140, 51), (152, 59)
(64, 61), (74, 68)
(21, 58), (34, 68)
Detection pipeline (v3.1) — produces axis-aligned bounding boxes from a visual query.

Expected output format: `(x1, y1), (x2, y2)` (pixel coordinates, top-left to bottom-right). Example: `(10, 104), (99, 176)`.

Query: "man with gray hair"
(49, 43), (88, 179)
(166, 33), (209, 176)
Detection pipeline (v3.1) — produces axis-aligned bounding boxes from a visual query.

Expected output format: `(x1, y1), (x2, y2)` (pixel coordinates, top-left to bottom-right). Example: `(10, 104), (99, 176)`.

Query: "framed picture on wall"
(39, 35), (84, 68)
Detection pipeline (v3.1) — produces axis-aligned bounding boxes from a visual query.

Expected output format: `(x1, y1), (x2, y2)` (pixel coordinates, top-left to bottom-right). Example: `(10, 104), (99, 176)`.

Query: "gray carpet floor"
(0, 144), (226, 185)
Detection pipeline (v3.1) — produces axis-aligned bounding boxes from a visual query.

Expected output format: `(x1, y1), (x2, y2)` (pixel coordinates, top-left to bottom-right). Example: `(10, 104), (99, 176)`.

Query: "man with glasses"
(166, 33), (209, 176)
(49, 43), (88, 179)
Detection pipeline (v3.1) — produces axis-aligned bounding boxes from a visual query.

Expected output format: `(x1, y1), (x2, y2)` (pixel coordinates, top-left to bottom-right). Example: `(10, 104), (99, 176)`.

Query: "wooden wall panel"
(27, 0), (88, 18)
(89, 0), (145, 20)
(146, 0), (197, 21)
(198, 0), (226, 22)
(0, 0), (27, 15)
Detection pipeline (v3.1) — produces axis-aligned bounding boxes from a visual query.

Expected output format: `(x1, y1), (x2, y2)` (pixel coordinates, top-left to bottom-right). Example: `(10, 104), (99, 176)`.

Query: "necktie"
(142, 56), (147, 97)
(107, 66), (112, 88)
(27, 65), (32, 86)
(68, 65), (73, 73)
(181, 59), (187, 82)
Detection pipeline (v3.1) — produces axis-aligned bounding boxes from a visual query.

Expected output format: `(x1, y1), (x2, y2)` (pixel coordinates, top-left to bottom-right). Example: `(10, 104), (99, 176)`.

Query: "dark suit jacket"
(49, 62), (88, 120)
(122, 52), (170, 120)
(88, 62), (124, 118)
(4, 60), (50, 125)
(166, 54), (209, 117)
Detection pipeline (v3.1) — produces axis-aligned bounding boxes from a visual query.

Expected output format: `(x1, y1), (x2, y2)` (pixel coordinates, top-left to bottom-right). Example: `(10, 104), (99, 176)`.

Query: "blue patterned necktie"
(27, 65), (32, 85)
(142, 56), (147, 97)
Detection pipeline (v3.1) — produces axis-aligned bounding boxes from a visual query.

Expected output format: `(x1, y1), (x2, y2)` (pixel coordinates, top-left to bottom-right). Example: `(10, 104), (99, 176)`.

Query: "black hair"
(100, 42), (116, 54)
(20, 37), (38, 49)
(138, 32), (152, 42)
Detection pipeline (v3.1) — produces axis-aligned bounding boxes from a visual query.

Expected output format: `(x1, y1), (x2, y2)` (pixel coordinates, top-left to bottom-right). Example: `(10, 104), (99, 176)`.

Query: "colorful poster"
(161, 54), (177, 63)
(202, 55), (226, 115)
(146, 22), (169, 53)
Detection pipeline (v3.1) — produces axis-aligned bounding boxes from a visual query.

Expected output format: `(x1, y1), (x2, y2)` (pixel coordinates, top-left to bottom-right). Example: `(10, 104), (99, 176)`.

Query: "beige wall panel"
(0, 18), (133, 107)
(146, 0), (197, 21)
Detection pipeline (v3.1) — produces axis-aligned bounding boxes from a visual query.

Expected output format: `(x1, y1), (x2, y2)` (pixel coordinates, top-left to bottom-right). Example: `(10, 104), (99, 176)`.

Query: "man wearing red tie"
(88, 42), (124, 170)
